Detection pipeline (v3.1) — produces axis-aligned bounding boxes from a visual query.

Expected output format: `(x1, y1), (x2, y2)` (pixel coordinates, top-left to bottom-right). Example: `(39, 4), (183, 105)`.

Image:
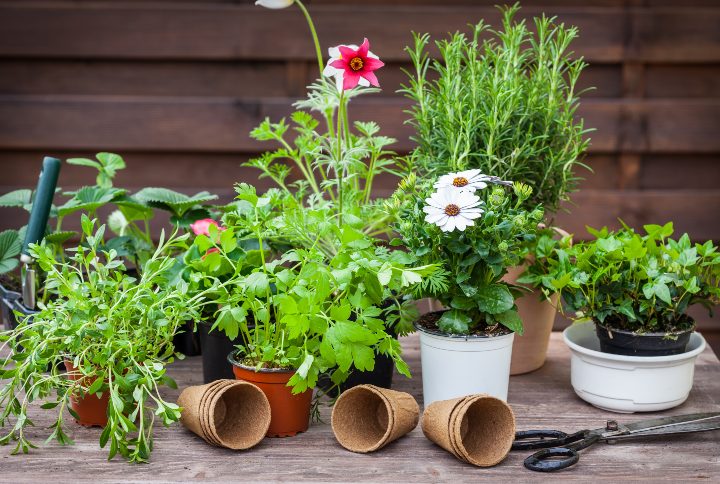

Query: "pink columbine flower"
(190, 218), (224, 237)
(323, 38), (384, 91)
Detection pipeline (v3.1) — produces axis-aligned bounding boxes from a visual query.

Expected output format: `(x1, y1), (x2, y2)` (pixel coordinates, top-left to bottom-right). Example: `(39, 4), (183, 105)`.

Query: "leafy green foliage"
(186, 186), (437, 391)
(389, 175), (543, 334)
(549, 223), (720, 333)
(400, 4), (591, 213)
(0, 219), (201, 463)
(0, 190), (32, 211)
(134, 188), (218, 219)
(0, 230), (21, 274)
(67, 152), (126, 188)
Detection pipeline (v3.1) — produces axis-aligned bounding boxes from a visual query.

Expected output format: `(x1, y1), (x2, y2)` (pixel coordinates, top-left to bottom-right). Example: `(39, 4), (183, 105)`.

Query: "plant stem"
(295, 0), (324, 77)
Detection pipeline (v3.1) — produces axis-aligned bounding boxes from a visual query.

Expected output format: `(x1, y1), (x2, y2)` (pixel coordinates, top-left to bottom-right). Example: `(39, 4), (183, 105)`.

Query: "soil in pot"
(416, 310), (511, 338)
(199, 322), (244, 383)
(64, 360), (110, 427)
(228, 352), (313, 438)
(595, 317), (694, 356)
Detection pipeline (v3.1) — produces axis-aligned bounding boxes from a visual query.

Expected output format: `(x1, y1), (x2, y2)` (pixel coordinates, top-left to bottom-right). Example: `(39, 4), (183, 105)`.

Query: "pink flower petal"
(361, 70), (380, 87)
(338, 45), (358, 60)
(330, 58), (347, 69)
(342, 71), (361, 90)
(358, 38), (370, 57)
(363, 56), (385, 70)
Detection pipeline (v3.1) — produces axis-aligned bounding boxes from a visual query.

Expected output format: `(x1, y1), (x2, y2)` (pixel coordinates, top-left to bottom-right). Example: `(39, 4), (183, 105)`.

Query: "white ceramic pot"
(416, 325), (514, 407)
(563, 322), (706, 413)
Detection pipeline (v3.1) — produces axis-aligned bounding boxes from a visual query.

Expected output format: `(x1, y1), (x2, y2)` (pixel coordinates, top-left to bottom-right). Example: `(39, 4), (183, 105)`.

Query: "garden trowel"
(20, 157), (61, 309)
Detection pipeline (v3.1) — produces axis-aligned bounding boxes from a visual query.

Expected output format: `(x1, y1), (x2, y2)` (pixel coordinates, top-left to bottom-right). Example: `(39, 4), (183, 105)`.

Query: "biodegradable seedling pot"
(177, 379), (271, 450)
(422, 394), (515, 467)
(415, 312), (514, 406)
(229, 352), (313, 437)
(331, 384), (419, 453)
(64, 360), (109, 427)
(564, 322), (707, 413)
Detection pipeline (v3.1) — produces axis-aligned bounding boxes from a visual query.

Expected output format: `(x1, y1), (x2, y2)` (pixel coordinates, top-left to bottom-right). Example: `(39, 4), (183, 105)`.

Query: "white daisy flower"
(423, 188), (484, 232)
(434, 169), (492, 193)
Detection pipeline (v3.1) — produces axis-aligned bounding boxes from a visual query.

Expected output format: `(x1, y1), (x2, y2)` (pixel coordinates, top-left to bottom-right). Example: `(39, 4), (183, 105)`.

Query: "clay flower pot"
(504, 265), (558, 375)
(64, 359), (109, 427)
(228, 352), (313, 437)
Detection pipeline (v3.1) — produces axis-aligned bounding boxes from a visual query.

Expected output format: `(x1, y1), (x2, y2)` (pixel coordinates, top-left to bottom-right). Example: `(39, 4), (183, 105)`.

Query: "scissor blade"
(622, 412), (720, 434)
(609, 421), (720, 440)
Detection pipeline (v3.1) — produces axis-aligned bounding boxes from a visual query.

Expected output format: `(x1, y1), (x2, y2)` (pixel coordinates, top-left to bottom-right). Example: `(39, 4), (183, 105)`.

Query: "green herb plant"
(389, 174), (543, 334)
(401, 3), (591, 214)
(0, 217), (203, 463)
(549, 223), (720, 334)
(189, 184), (440, 391)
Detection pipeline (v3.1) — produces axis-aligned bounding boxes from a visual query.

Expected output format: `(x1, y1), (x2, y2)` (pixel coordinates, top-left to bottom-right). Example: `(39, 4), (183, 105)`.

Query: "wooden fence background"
(0, 0), (718, 346)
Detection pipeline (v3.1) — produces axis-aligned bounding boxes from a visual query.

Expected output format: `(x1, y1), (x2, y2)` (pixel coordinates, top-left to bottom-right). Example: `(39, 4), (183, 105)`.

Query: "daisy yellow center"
(349, 57), (364, 71)
(452, 176), (469, 187)
(444, 204), (461, 216)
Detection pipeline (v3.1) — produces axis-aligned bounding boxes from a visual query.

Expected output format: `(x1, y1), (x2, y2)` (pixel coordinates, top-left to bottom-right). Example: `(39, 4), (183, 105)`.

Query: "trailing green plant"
(515, 227), (573, 296)
(0, 217), (204, 463)
(188, 184), (442, 391)
(400, 3), (591, 214)
(549, 223), (720, 334)
(388, 172), (543, 334)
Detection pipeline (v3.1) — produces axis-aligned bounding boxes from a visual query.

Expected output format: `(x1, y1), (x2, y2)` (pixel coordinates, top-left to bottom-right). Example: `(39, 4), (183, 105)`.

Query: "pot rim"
(227, 350), (296, 374)
(414, 319), (514, 340)
(564, 322), (706, 362)
(595, 320), (696, 339)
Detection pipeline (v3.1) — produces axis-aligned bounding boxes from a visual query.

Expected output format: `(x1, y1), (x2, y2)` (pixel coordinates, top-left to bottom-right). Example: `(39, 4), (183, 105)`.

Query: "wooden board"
(0, 333), (718, 482)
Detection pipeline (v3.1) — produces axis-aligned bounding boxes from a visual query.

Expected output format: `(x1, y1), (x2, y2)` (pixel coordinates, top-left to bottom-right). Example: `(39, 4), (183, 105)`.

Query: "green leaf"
(653, 282), (672, 305)
(438, 309), (472, 333)
(0, 189), (32, 210)
(243, 272), (269, 298)
(133, 188), (218, 217)
(494, 309), (523, 334)
(296, 354), (314, 378)
(0, 230), (21, 273)
(476, 284), (514, 315)
(377, 263), (393, 286)
(350, 344), (375, 372)
(58, 186), (124, 216)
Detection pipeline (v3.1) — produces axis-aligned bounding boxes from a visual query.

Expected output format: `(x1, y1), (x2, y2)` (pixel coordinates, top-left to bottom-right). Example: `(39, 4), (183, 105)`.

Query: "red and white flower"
(323, 38), (384, 91)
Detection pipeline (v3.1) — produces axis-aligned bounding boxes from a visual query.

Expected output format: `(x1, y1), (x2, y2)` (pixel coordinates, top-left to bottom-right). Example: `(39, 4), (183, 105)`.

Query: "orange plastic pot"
(228, 352), (312, 437)
(64, 360), (109, 427)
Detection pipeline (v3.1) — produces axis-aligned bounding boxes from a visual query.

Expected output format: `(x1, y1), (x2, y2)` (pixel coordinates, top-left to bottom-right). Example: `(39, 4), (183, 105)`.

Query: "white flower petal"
(255, 0), (294, 9)
(358, 77), (370, 87)
(328, 46), (340, 58)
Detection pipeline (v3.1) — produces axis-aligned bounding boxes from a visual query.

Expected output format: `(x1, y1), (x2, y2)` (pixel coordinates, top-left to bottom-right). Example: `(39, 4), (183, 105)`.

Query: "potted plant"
(400, 4), (592, 374)
(389, 172), (543, 405)
(0, 218), (202, 462)
(552, 222), (719, 412)
(188, 184), (434, 436)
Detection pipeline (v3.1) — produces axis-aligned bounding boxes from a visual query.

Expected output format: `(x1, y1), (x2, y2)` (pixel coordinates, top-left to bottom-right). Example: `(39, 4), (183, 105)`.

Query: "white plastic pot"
(563, 322), (706, 413)
(416, 326), (514, 407)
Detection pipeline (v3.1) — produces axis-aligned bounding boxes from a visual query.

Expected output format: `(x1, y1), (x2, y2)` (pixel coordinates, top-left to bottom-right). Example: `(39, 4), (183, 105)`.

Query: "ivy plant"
(549, 223), (720, 334)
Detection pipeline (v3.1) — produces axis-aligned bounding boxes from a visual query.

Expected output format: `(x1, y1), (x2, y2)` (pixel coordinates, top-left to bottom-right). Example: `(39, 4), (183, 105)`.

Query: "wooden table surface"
(1, 332), (718, 483)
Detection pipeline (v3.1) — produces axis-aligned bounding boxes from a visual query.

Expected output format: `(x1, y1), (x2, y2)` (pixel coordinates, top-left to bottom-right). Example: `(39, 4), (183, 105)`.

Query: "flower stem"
(295, 0), (324, 77)
(337, 91), (345, 228)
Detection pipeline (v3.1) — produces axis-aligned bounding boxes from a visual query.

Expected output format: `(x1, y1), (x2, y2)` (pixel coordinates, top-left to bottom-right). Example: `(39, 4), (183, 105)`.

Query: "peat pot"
(564, 322), (706, 413)
(415, 312), (514, 407)
(229, 352), (313, 437)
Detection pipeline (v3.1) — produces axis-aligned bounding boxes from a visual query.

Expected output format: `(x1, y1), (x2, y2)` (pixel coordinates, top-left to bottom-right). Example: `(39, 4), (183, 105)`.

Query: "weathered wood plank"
(2, 96), (719, 154)
(0, 333), (717, 482)
(0, 4), (628, 62)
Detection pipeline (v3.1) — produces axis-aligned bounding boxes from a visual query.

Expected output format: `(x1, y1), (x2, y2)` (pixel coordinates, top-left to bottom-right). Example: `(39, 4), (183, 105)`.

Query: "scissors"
(512, 412), (720, 472)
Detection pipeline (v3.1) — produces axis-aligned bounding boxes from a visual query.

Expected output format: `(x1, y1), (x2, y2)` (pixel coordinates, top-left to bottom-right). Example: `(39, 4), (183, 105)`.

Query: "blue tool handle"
(21, 157), (61, 258)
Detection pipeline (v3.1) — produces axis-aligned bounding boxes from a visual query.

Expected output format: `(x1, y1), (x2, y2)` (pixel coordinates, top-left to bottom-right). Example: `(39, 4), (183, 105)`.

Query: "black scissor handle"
(513, 429), (589, 450)
(523, 447), (580, 472)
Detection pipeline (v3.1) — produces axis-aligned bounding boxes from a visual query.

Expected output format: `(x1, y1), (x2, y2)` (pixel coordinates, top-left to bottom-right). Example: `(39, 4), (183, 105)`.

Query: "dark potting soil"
(416, 310), (511, 337)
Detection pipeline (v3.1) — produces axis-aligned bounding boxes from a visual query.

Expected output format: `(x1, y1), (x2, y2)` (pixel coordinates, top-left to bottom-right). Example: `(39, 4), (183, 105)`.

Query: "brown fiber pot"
(504, 265), (559, 375)
(64, 360), (109, 427)
(228, 353), (312, 437)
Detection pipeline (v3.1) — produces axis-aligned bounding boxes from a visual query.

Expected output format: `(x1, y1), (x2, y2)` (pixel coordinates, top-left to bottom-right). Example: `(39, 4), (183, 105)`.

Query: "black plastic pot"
(199, 322), (244, 383)
(172, 321), (201, 357)
(5, 297), (38, 331)
(595, 322), (694, 356)
(1, 283), (21, 330)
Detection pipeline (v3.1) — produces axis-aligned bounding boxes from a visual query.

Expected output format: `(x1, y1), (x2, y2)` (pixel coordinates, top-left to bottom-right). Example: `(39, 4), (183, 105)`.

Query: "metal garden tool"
(20, 156), (61, 309)
(513, 412), (720, 472)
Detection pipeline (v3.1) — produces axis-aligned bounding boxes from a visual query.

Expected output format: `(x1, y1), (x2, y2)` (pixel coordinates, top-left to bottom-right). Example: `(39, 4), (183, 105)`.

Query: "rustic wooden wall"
(0, 0), (718, 344)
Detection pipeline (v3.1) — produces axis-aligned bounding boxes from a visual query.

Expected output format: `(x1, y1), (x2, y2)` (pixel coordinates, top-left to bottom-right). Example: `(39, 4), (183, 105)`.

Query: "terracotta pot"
(64, 360), (109, 427)
(504, 265), (558, 375)
(228, 353), (312, 437)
